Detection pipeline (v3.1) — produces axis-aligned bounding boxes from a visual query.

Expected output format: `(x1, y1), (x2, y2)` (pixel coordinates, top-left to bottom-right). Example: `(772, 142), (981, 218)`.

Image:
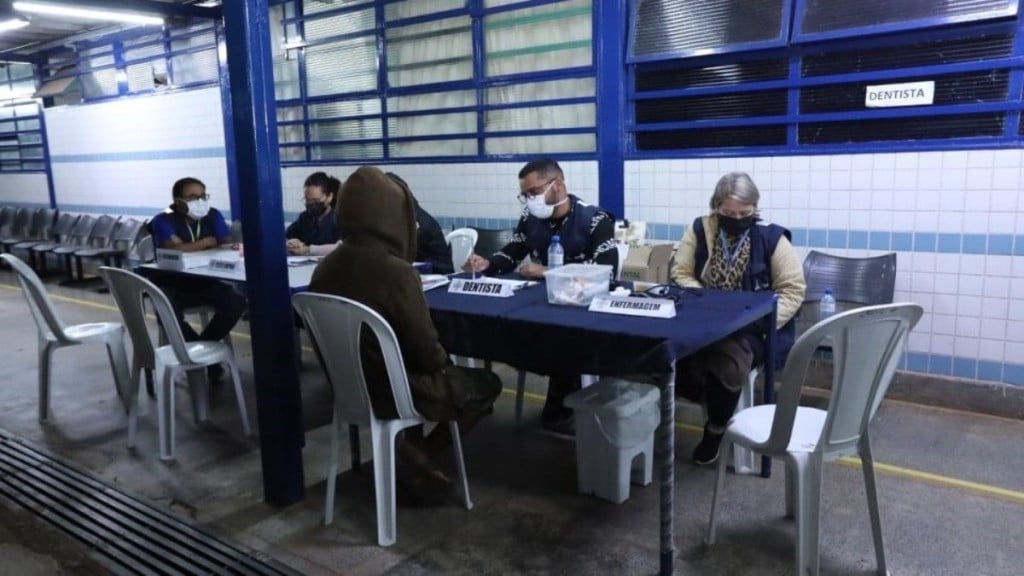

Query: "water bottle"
(548, 234), (564, 269)
(819, 287), (836, 320)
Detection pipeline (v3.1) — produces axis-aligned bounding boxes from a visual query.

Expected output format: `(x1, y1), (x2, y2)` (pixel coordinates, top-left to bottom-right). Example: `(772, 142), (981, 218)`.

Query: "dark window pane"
(636, 58), (788, 91)
(636, 125), (787, 150)
(802, 34), (1013, 76)
(801, 70), (1010, 114)
(799, 113), (1004, 144)
(636, 90), (787, 122)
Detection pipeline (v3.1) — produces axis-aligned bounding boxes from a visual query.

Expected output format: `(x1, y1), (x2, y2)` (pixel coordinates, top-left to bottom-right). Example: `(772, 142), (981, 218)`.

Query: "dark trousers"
(675, 333), (763, 428)
(159, 277), (246, 342)
(546, 373), (582, 407)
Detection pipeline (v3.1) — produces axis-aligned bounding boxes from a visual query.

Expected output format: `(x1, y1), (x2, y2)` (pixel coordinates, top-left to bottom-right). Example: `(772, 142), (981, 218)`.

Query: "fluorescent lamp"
(0, 18), (29, 33)
(13, 1), (164, 26)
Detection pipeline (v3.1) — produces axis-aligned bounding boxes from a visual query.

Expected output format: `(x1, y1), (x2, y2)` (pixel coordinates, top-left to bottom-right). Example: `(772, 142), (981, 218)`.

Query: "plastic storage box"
(565, 378), (661, 503)
(543, 263), (613, 306)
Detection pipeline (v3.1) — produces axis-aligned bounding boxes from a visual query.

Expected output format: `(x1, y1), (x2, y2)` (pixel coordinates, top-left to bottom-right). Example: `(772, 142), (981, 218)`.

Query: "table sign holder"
(448, 277), (515, 298)
(588, 295), (676, 318)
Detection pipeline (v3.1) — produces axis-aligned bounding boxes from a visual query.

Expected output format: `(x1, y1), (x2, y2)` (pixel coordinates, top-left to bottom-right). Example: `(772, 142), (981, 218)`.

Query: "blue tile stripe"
(637, 222), (1024, 257)
(437, 216), (519, 231)
(50, 147), (226, 163)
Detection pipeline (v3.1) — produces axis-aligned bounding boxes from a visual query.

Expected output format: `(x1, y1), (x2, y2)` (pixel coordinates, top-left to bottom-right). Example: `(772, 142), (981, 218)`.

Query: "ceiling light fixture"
(0, 18), (29, 33)
(13, 1), (164, 26)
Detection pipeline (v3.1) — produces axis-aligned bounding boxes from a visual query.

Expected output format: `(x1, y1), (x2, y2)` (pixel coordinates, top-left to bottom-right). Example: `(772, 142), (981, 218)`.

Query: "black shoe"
(693, 429), (724, 466)
(207, 364), (224, 385)
(541, 403), (575, 437)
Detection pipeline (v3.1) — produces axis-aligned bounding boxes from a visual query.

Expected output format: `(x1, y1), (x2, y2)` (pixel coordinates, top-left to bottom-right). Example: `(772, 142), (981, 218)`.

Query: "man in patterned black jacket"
(465, 158), (618, 434)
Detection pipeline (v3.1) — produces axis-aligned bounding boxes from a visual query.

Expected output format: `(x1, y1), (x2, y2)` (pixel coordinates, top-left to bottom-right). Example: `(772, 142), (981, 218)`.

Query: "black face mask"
(717, 214), (757, 236)
(305, 201), (328, 218)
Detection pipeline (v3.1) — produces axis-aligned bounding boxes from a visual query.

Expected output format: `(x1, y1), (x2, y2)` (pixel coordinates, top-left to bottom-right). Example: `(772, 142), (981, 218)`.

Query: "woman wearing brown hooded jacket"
(309, 165), (501, 503)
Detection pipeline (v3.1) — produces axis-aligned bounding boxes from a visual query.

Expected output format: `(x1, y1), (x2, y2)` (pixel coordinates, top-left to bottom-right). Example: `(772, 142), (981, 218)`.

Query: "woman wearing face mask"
(671, 172), (806, 466)
(285, 171), (342, 256)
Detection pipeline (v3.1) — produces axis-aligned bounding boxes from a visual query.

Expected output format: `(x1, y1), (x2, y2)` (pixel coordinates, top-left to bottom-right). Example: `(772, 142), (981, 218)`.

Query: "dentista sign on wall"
(864, 80), (935, 108)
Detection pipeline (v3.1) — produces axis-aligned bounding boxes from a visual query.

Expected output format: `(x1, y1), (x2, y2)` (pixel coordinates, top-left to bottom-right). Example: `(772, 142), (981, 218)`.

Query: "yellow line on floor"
(7, 282), (1023, 506)
(504, 386), (1024, 505)
(836, 457), (1024, 506)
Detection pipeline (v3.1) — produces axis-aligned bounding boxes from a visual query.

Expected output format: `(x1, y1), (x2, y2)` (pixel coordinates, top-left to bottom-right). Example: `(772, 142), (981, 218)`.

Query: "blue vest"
(523, 195), (605, 265)
(692, 217), (796, 369)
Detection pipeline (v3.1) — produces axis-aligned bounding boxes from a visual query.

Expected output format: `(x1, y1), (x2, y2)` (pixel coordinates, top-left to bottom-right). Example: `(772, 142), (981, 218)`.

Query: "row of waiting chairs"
(0, 205), (147, 281)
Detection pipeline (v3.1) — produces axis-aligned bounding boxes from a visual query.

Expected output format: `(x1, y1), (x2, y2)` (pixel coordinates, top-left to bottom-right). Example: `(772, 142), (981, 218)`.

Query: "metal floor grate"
(0, 431), (301, 576)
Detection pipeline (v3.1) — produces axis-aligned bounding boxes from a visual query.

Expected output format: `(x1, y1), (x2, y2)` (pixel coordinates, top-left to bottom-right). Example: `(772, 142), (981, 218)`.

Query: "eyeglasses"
(517, 178), (557, 204)
(716, 207), (756, 219)
(184, 193), (210, 201)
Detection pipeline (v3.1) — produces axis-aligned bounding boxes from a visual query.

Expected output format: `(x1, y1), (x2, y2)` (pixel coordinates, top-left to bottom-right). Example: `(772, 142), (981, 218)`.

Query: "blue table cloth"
(426, 278), (776, 376)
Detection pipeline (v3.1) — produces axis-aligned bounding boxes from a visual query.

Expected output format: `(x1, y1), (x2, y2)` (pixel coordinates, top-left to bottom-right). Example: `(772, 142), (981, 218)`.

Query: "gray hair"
(709, 172), (760, 211)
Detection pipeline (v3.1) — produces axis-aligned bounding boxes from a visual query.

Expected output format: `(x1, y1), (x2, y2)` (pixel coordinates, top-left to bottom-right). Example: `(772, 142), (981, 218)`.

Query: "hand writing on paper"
(517, 262), (547, 280)
(464, 254), (489, 274)
(286, 239), (309, 255)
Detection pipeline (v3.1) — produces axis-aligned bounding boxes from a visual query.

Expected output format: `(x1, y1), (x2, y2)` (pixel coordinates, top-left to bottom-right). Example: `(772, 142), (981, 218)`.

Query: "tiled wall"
(43, 87), (229, 218)
(625, 154), (1024, 387)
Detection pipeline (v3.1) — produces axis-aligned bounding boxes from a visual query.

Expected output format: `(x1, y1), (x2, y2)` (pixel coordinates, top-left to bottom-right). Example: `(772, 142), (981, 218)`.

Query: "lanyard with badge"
(186, 219), (202, 242)
(718, 228), (750, 268)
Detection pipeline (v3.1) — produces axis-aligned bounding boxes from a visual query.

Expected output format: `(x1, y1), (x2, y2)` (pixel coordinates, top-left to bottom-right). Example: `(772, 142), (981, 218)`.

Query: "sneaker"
(541, 404), (575, 437)
(692, 429), (725, 466)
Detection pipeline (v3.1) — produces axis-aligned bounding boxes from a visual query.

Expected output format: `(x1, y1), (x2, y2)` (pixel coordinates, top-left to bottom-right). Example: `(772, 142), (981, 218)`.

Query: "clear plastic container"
(543, 263), (613, 306)
(565, 379), (661, 449)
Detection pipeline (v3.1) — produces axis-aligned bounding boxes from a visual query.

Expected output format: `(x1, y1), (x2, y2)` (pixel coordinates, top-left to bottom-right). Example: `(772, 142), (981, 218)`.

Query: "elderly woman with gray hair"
(671, 172), (806, 465)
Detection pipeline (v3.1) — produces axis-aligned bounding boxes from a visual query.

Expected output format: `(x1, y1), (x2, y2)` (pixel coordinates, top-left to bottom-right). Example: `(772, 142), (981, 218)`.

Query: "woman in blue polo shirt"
(286, 172), (341, 256)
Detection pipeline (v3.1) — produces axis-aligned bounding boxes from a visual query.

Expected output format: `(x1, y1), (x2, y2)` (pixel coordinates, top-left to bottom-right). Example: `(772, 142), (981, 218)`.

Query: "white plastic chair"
(137, 233), (231, 359)
(98, 266), (251, 460)
(445, 227), (487, 369)
(445, 227), (477, 272)
(292, 292), (472, 547)
(706, 303), (923, 576)
(0, 253), (131, 422)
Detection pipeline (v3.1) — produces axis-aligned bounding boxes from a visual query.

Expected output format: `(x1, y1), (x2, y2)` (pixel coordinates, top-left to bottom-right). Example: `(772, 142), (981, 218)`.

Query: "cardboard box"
(618, 244), (674, 284)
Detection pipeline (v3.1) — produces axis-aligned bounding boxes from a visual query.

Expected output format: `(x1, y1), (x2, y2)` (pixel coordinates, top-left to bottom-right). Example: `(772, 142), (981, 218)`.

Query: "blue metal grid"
(628, 16), (1024, 158)
(0, 62), (47, 175)
(275, 0), (598, 165)
(38, 23), (221, 103)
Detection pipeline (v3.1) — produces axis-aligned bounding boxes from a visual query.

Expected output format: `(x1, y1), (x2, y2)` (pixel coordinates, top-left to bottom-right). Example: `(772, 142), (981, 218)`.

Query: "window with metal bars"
(0, 63), (46, 172)
(273, 0), (597, 164)
(37, 23), (221, 106)
(629, 3), (1024, 156)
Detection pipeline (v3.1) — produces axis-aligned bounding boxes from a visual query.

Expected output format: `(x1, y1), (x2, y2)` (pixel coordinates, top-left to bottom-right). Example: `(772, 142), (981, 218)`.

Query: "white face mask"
(186, 199), (210, 220)
(524, 180), (568, 219)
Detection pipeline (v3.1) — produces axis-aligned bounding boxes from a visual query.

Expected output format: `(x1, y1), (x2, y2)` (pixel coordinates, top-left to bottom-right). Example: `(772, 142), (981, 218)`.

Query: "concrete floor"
(0, 268), (1022, 576)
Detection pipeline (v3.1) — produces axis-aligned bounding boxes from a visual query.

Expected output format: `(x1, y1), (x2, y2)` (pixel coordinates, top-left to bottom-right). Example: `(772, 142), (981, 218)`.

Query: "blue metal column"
(222, 0), (305, 506)
(594, 0), (626, 219)
(34, 63), (57, 210)
(217, 22), (242, 221)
